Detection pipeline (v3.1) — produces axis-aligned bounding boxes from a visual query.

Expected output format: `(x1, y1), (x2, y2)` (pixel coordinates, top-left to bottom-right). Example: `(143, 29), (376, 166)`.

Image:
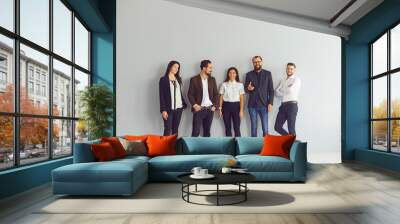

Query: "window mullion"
(71, 10), (76, 155)
(48, 0), (54, 160)
(13, 0), (21, 167)
(388, 30), (391, 152)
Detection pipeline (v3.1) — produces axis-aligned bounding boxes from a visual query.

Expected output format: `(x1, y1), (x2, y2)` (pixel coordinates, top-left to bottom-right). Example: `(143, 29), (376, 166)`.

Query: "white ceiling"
(165, 0), (384, 37)
(225, 0), (353, 23)
(224, 0), (382, 25)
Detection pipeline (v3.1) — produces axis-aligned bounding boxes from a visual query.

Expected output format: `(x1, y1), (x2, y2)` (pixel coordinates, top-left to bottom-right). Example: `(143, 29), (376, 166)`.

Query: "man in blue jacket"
(244, 56), (274, 137)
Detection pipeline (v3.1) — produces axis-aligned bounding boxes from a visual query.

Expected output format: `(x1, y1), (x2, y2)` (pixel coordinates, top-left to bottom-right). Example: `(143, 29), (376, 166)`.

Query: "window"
(74, 69), (89, 118)
(53, 119), (72, 158)
(370, 23), (400, 153)
(28, 81), (34, 94)
(53, 59), (72, 117)
(0, 116), (13, 170)
(53, 0), (72, 60)
(0, 72), (6, 84)
(0, 0), (91, 170)
(35, 70), (40, 81)
(0, 0), (14, 31)
(20, 0), (49, 48)
(0, 35), (13, 113)
(42, 85), (46, 97)
(0, 55), (7, 67)
(28, 67), (34, 80)
(35, 84), (40, 96)
(74, 18), (89, 70)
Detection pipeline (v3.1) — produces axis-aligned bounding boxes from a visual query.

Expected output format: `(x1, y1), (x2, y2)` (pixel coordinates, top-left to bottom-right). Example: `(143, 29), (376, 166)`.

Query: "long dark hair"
(164, 60), (182, 84)
(224, 67), (240, 82)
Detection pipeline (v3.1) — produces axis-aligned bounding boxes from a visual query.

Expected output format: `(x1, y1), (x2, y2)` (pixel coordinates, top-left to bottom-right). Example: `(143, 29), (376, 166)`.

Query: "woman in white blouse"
(218, 67), (245, 136)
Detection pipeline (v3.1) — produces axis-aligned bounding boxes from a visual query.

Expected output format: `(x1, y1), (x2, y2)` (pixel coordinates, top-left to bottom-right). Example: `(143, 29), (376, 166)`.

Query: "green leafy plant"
(79, 84), (113, 140)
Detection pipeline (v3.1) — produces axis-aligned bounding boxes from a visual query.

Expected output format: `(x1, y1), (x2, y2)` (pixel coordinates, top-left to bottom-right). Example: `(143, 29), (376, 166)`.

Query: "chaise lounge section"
(52, 137), (307, 196)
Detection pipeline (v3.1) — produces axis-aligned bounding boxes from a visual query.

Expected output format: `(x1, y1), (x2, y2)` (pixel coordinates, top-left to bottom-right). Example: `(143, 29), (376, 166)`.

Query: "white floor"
(1, 162), (400, 224)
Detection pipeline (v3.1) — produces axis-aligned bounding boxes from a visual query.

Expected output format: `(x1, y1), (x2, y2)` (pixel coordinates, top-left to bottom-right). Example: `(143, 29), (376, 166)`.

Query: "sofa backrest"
(235, 137), (264, 155)
(73, 139), (100, 163)
(177, 137), (235, 155)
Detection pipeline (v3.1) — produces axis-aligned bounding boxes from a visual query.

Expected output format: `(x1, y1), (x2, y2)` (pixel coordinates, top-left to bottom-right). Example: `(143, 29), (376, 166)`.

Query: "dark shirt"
(255, 71), (264, 106)
(244, 69), (274, 108)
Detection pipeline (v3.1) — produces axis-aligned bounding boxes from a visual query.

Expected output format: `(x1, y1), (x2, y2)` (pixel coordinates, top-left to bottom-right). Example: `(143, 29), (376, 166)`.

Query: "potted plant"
(79, 84), (113, 140)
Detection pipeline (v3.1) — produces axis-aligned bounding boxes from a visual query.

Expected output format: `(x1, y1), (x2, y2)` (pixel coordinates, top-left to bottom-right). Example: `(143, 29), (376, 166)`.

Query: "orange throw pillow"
(91, 142), (117, 162)
(101, 137), (127, 158)
(146, 135), (177, 157)
(124, 135), (149, 142)
(259, 135), (296, 159)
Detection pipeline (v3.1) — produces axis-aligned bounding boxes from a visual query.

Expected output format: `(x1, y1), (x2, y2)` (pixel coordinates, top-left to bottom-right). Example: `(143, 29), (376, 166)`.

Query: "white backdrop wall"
(116, 0), (342, 163)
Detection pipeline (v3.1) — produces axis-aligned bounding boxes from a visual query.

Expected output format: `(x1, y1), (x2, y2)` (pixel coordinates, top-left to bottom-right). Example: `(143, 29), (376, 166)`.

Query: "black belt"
(282, 101), (297, 105)
(200, 106), (213, 110)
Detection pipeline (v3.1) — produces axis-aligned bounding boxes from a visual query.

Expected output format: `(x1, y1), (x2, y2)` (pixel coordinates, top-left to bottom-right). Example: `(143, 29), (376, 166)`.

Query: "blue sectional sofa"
(52, 137), (307, 196)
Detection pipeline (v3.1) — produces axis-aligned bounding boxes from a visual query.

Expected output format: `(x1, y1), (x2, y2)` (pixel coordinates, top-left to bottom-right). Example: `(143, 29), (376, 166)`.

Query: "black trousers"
(274, 102), (298, 135)
(222, 101), (241, 137)
(163, 108), (183, 136)
(192, 108), (213, 137)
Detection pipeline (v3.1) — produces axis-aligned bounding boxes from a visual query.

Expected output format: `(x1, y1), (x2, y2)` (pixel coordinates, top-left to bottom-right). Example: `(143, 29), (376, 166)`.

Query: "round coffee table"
(177, 173), (255, 206)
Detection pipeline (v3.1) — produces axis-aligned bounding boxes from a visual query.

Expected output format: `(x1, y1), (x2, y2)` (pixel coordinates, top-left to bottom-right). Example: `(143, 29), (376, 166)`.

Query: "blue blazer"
(159, 76), (187, 113)
(244, 69), (274, 107)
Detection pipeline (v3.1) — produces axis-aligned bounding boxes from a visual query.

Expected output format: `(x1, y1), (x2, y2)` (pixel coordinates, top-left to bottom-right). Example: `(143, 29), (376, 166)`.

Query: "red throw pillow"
(91, 142), (118, 161)
(101, 137), (127, 158)
(146, 135), (177, 157)
(259, 135), (296, 159)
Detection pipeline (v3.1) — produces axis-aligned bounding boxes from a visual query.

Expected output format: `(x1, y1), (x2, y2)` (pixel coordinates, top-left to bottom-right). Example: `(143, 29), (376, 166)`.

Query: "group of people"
(158, 56), (301, 137)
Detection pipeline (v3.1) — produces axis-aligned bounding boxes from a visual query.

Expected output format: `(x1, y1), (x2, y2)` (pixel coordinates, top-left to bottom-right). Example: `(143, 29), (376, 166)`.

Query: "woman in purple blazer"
(159, 61), (187, 136)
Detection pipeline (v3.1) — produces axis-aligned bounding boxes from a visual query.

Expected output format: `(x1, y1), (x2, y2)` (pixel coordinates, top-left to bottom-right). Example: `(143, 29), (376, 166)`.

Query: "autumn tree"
(0, 84), (60, 153)
(372, 98), (400, 143)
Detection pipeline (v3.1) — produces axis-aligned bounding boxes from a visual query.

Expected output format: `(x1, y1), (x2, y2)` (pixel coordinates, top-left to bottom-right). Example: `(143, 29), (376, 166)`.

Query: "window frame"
(370, 20), (400, 154)
(0, 0), (92, 171)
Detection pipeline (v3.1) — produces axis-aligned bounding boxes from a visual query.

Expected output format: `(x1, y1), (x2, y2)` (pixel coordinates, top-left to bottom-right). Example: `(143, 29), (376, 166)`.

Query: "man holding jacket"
(188, 60), (219, 137)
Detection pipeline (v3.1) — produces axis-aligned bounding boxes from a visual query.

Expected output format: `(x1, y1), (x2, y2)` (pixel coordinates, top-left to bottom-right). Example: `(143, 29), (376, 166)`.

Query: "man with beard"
(274, 62), (301, 135)
(188, 60), (219, 137)
(244, 56), (274, 137)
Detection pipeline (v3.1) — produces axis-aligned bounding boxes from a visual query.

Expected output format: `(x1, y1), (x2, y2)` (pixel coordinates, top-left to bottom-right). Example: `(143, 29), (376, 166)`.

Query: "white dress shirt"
(169, 79), (183, 109)
(275, 74), (301, 102)
(201, 78), (213, 107)
(219, 80), (245, 102)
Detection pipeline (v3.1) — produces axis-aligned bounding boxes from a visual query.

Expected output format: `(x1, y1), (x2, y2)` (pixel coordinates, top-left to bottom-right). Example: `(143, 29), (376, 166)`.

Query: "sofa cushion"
(101, 137), (127, 158)
(146, 135), (177, 157)
(260, 135), (296, 159)
(235, 137), (263, 155)
(236, 155), (293, 172)
(53, 158), (147, 183)
(118, 138), (148, 156)
(149, 154), (235, 172)
(91, 142), (118, 161)
(179, 137), (235, 155)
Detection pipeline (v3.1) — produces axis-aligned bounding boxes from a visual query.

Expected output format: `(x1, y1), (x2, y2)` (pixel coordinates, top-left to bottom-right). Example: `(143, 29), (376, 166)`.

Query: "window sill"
(0, 156), (72, 176)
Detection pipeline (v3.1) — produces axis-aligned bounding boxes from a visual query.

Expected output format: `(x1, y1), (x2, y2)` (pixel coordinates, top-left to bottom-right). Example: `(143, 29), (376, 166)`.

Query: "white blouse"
(169, 79), (183, 109)
(219, 81), (245, 102)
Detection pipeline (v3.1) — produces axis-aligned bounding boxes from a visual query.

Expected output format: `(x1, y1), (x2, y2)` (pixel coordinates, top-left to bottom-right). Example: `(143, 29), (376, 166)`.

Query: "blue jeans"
(248, 106), (268, 137)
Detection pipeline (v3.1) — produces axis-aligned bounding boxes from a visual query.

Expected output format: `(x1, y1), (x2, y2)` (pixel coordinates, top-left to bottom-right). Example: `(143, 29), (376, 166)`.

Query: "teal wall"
(343, 0), (400, 170)
(91, 0), (116, 135)
(0, 158), (72, 199)
(0, 0), (116, 200)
